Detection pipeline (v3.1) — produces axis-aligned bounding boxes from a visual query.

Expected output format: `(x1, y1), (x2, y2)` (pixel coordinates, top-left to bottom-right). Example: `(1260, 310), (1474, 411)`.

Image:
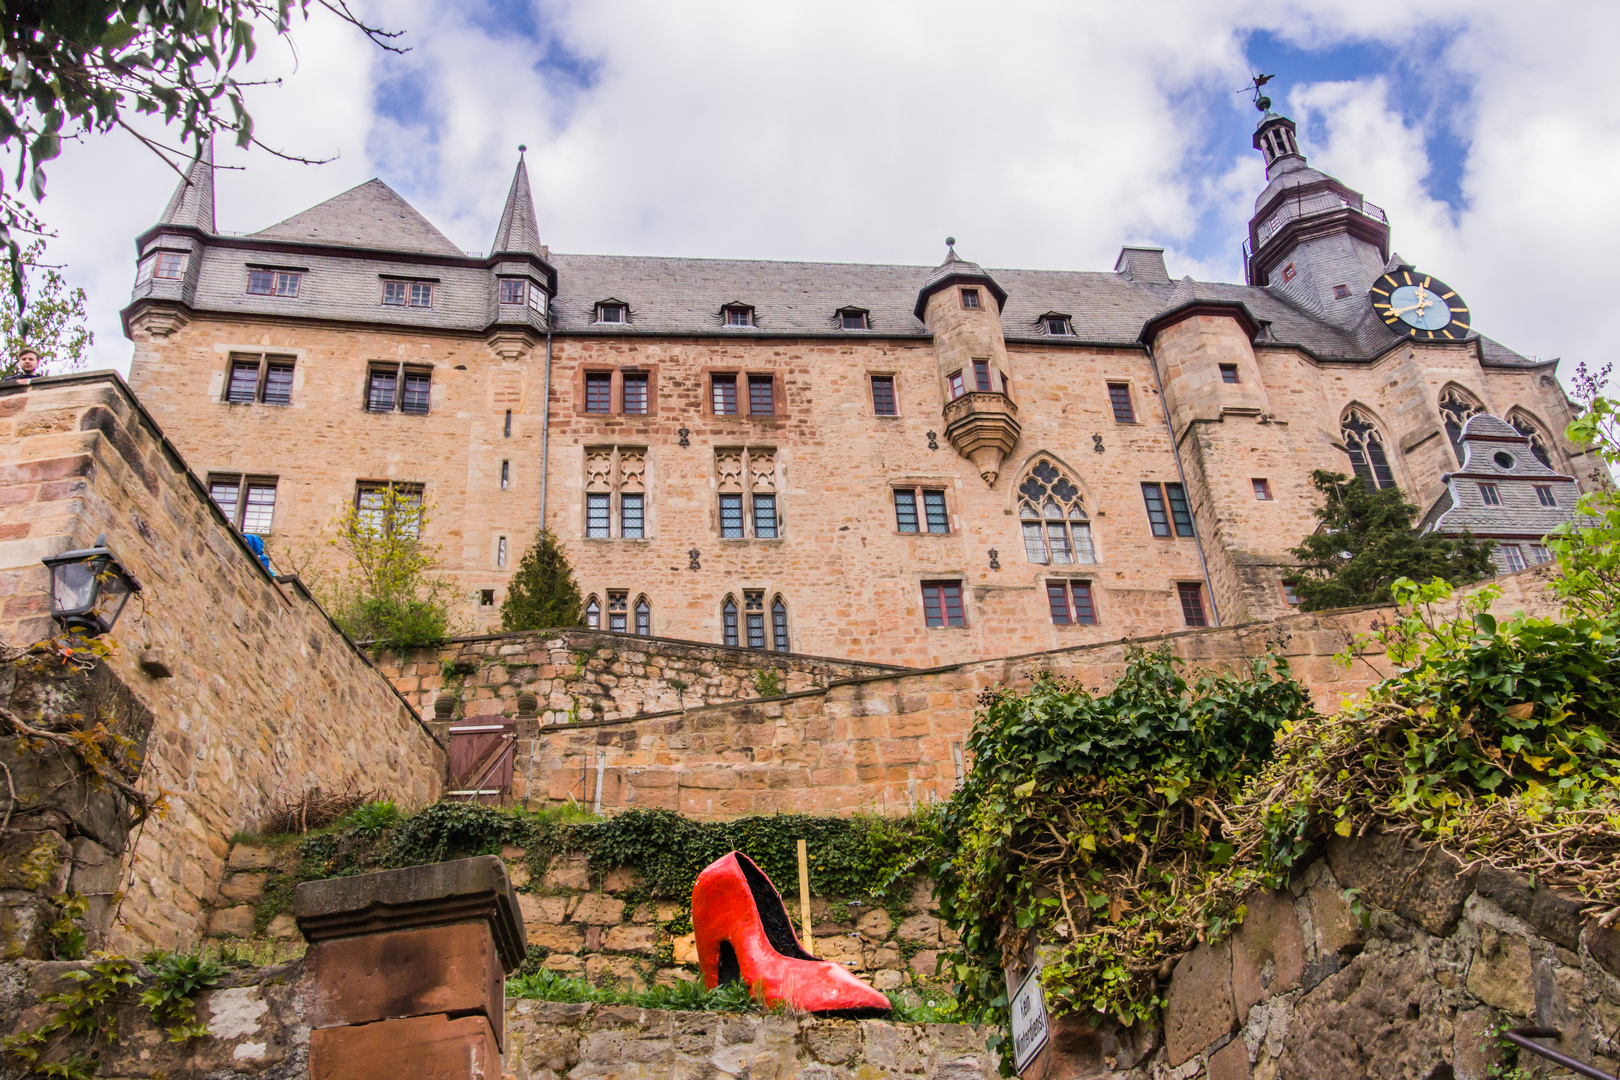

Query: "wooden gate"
(446, 720), (516, 804)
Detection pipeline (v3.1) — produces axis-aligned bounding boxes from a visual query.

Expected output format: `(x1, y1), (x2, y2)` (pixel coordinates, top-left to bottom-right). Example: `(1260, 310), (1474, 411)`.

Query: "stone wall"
(0, 373), (445, 951)
(506, 569), (1559, 817)
(1023, 830), (1620, 1080)
(375, 630), (904, 729)
(207, 839), (956, 1004)
(0, 958), (995, 1080)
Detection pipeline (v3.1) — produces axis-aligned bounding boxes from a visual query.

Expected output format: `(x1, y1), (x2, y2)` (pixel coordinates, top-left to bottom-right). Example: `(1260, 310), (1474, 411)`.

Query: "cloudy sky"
(32, 1), (1620, 390)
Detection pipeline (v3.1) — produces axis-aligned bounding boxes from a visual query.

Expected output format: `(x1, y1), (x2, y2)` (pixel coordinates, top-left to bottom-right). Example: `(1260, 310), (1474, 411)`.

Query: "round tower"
(913, 240), (1020, 485)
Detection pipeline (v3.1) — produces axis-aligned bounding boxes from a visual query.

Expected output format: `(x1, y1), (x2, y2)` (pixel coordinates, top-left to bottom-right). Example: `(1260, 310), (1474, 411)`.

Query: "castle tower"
(914, 240), (1019, 484)
(1245, 108), (1391, 331)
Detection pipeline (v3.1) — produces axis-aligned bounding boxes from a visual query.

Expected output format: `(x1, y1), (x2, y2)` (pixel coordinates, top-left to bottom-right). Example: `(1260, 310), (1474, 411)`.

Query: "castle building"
(121, 108), (1593, 667)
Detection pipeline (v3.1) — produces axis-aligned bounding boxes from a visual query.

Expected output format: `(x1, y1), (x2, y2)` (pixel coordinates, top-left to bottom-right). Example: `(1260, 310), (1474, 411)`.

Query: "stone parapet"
(0, 373), (444, 951)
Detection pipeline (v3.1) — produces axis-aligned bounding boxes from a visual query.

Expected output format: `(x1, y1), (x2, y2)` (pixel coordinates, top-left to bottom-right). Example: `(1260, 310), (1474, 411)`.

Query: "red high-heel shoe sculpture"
(691, 851), (892, 1017)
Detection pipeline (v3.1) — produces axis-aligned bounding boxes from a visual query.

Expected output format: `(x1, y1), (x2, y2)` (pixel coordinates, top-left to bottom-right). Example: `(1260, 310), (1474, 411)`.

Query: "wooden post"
(795, 838), (815, 956)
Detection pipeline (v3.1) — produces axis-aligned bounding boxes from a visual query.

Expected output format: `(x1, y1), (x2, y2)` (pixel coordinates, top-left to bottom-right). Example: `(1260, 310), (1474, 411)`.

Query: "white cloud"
(28, 0), (1620, 399)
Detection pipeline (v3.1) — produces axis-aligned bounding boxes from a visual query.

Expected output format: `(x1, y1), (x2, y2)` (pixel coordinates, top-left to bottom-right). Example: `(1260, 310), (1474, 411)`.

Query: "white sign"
(1010, 966), (1050, 1074)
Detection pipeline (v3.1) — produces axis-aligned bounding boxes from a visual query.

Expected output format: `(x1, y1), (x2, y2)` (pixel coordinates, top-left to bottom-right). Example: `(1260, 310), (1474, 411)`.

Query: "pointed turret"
(158, 138), (216, 234)
(491, 151), (544, 257)
(916, 239), (1020, 485)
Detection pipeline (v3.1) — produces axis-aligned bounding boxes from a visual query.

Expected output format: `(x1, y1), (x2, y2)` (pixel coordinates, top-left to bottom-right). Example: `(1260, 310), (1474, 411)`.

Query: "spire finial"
(518, 144), (527, 154)
(1242, 72), (1275, 112)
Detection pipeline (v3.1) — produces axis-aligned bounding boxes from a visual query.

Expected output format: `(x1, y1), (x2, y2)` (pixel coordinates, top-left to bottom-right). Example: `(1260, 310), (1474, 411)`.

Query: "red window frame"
(1177, 582), (1207, 627)
(870, 375), (897, 416)
(1107, 383), (1134, 423)
(921, 581), (965, 627)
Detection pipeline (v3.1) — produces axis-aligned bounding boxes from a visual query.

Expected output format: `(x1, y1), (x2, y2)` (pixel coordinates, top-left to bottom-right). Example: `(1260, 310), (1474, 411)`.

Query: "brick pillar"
(295, 855), (527, 1080)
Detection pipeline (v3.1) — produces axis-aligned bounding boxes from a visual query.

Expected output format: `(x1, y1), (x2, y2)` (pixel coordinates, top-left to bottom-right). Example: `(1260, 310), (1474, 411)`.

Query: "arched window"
(1341, 408), (1396, 491)
(1017, 458), (1093, 565)
(771, 596), (789, 653)
(635, 596), (651, 636)
(721, 596), (738, 647)
(1439, 388), (1483, 465)
(584, 595), (601, 630)
(1509, 413), (1555, 469)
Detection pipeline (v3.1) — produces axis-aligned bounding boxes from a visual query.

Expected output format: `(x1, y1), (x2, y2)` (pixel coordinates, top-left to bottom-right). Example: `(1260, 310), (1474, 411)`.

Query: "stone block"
(527, 922), (584, 953)
(309, 921), (506, 1048)
(1163, 939), (1235, 1066)
(1308, 883), (1363, 958)
(806, 1021), (862, 1064)
(544, 855), (591, 891)
(603, 924), (656, 954)
(542, 953), (584, 975)
(571, 893), (625, 925)
(1452, 1006), (1503, 1080)
(896, 913), (940, 945)
(584, 954), (646, 991)
(266, 913), (298, 939)
(227, 844), (278, 871)
(1208, 1037), (1251, 1080)
(673, 933), (698, 965)
(857, 908), (893, 940)
(909, 950), (941, 979)
(872, 968), (904, 990)
(1467, 924), (1534, 1016)
(518, 892), (568, 927)
(1327, 831), (1477, 936)
(208, 904), (256, 938)
(601, 866), (638, 894)
(1529, 888), (1591, 951)
(1587, 919), (1620, 979)
(1230, 889), (1305, 1022)
(1474, 865), (1534, 919)
(219, 872), (268, 902)
(309, 1013), (499, 1080)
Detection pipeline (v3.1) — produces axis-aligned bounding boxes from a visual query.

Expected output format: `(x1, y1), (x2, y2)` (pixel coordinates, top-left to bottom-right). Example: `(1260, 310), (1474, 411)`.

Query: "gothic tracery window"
(1017, 458), (1094, 565)
(1439, 388), (1483, 466)
(1509, 414), (1554, 469)
(1341, 408), (1396, 491)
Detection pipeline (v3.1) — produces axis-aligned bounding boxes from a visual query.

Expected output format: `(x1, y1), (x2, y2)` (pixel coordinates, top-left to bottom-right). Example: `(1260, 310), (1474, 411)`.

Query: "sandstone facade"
(0, 374), (444, 950)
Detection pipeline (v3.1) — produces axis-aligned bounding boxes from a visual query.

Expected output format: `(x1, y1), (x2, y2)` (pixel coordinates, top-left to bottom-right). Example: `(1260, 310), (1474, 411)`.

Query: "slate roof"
(251, 179), (463, 256)
(159, 140), (215, 234)
(491, 157), (543, 257)
(1423, 414), (1582, 537)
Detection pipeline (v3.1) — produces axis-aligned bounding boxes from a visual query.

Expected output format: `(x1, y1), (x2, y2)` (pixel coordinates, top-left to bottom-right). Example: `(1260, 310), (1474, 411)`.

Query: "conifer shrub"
(501, 528), (585, 632)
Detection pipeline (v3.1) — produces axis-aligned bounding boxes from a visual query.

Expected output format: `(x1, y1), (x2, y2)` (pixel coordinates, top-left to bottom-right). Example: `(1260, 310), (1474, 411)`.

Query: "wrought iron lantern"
(41, 535), (140, 637)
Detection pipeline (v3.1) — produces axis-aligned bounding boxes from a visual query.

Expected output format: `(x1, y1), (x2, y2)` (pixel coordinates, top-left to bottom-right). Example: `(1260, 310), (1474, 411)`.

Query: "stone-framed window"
(1219, 364), (1239, 384)
(947, 371), (965, 399)
(716, 447), (778, 540)
(1281, 580), (1301, 606)
(607, 591), (629, 633)
(1252, 478), (1272, 501)
(223, 353), (296, 406)
(1141, 481), (1194, 539)
(712, 374), (738, 415)
(208, 473), (277, 535)
(635, 596), (652, 636)
(623, 373), (649, 414)
(893, 487), (950, 534)
(584, 446), (647, 540)
(366, 363), (432, 415)
(960, 288), (980, 310)
(1107, 383), (1135, 424)
(870, 375), (898, 416)
(1046, 580), (1096, 625)
(1439, 387), (1484, 466)
(721, 595), (738, 646)
(585, 596), (601, 630)
(771, 596), (789, 652)
(355, 481), (424, 540)
(585, 372), (613, 413)
(1018, 459), (1093, 562)
(748, 375), (775, 415)
(1341, 407), (1397, 491)
(921, 581), (966, 627)
(1177, 582), (1208, 627)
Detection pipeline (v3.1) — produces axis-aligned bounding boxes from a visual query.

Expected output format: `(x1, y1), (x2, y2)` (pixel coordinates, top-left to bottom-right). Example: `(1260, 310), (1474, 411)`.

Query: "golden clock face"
(1370, 270), (1470, 341)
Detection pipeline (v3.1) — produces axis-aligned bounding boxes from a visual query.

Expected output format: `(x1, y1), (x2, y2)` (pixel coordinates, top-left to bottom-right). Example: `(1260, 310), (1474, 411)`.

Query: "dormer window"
(724, 305), (754, 327)
(248, 269), (301, 297)
(597, 303), (627, 324)
(960, 288), (980, 309)
(1045, 315), (1072, 335)
(383, 280), (433, 308)
(154, 253), (187, 280)
(840, 309), (869, 330)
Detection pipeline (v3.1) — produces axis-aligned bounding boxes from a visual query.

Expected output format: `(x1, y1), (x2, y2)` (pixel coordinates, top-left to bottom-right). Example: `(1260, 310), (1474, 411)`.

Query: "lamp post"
(40, 535), (140, 637)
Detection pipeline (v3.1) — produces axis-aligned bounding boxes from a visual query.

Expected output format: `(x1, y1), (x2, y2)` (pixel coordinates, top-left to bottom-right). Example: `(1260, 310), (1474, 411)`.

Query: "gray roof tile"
(252, 179), (463, 256)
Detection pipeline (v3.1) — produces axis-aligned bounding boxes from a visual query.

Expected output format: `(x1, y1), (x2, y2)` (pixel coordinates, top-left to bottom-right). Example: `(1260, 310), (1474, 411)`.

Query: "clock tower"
(1245, 106), (1392, 337)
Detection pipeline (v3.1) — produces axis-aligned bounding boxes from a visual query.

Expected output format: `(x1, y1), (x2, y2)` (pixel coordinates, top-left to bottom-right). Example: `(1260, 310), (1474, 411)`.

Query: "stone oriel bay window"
(715, 447), (778, 539)
(208, 473), (278, 535)
(583, 447), (647, 540)
(223, 353), (296, 405)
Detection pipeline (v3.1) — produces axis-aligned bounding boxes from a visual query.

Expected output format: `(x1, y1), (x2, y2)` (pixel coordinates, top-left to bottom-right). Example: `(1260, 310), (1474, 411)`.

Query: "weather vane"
(1240, 73), (1276, 113)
